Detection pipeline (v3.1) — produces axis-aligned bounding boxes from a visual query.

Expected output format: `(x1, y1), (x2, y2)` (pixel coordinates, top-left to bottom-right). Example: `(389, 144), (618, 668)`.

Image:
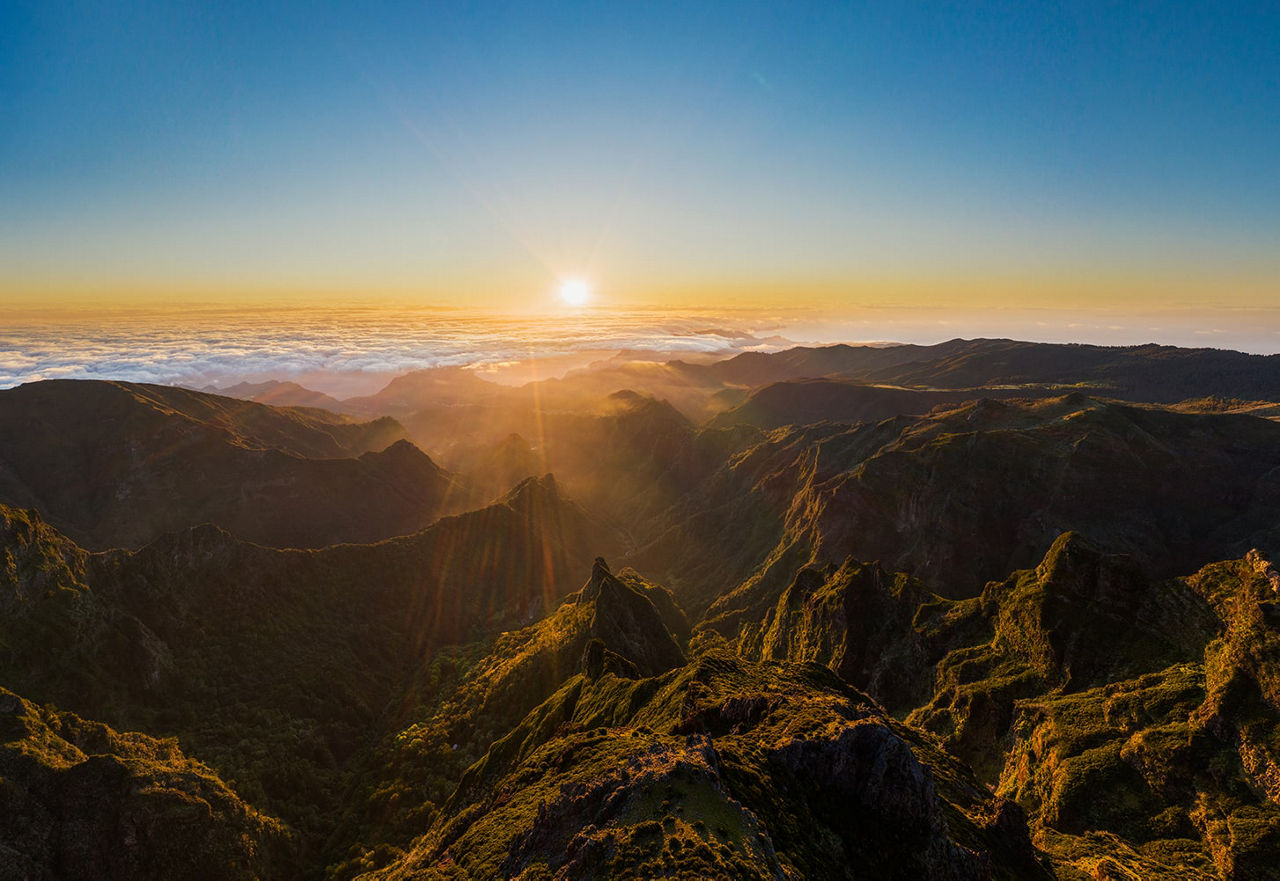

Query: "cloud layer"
(0, 306), (796, 397)
(4, 304), (1276, 399)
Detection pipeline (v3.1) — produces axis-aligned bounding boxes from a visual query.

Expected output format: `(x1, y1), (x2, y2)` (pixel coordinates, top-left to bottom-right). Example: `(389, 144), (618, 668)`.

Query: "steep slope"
(966, 548), (1280, 878)
(701, 395), (1280, 628)
(330, 558), (688, 874)
(0, 478), (615, 857)
(373, 641), (1047, 880)
(12, 380), (406, 458)
(733, 533), (1280, 878)
(551, 391), (721, 523)
(736, 559), (942, 715)
(0, 380), (460, 549)
(430, 390), (729, 541)
(909, 534), (1219, 776)
(444, 432), (542, 504)
(0, 686), (291, 880)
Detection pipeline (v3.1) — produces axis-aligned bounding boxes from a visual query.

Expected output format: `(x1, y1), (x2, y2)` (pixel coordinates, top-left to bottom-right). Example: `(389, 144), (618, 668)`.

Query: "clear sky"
(2, 1), (1277, 314)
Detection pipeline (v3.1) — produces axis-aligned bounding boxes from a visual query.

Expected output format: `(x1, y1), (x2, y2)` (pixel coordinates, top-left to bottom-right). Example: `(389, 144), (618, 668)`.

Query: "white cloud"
(0, 307), (797, 396)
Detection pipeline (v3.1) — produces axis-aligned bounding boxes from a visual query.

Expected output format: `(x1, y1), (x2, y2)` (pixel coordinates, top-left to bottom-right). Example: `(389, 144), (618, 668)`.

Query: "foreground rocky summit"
(355, 561), (1047, 880)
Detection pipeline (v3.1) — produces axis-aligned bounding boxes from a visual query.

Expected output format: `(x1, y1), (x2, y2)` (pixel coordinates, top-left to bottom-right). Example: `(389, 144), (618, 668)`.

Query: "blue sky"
(2, 1), (1277, 310)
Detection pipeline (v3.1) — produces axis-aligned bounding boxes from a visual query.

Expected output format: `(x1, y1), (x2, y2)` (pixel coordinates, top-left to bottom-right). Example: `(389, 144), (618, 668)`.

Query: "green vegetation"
(0, 685), (291, 878)
(0, 479), (608, 877)
(369, 642), (1048, 879)
(6, 372), (1280, 878)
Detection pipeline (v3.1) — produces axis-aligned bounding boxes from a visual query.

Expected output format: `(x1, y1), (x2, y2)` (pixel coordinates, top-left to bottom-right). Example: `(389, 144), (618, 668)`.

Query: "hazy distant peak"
(500, 473), (560, 506)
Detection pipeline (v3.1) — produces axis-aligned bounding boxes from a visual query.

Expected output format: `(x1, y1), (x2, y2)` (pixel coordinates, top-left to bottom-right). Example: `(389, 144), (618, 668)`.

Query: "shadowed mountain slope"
(0, 686), (291, 880)
(708, 378), (1068, 430)
(698, 394), (1280, 633)
(857, 339), (1280, 403)
(0, 479), (615, 859)
(703, 340), (977, 387)
(702, 339), (1280, 407)
(205, 380), (347, 412)
(0, 380), (463, 549)
(435, 390), (729, 533)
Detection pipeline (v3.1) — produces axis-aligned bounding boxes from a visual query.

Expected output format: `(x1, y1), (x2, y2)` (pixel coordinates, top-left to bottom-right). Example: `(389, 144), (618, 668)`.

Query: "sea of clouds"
(0, 306), (797, 397)
(5, 303), (1276, 399)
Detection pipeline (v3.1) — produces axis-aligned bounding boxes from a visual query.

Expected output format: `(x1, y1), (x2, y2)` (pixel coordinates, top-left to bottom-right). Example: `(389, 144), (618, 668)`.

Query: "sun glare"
(558, 278), (591, 307)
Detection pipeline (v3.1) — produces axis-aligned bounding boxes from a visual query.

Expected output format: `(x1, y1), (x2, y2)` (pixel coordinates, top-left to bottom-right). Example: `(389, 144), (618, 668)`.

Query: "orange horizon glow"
(3, 265), (1278, 315)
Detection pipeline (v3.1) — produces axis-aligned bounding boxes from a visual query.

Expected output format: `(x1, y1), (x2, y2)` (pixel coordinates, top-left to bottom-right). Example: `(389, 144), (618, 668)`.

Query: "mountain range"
(0, 380), (468, 550)
(3, 338), (1280, 879)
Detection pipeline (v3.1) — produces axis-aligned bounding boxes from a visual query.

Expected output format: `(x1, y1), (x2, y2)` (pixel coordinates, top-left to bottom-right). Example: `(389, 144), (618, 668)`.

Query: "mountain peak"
(501, 473), (560, 509)
(580, 564), (686, 678)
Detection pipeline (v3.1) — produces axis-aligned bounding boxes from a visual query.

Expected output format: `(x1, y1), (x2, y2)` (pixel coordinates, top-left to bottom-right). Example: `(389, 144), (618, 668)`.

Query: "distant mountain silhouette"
(203, 379), (346, 411)
(0, 380), (460, 549)
(708, 377), (1079, 429)
(853, 338), (1280, 402)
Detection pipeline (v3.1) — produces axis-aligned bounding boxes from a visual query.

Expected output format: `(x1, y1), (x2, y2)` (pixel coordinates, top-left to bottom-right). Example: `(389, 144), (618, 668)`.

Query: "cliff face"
(731, 530), (1280, 879)
(736, 560), (938, 715)
(696, 395), (1280, 635)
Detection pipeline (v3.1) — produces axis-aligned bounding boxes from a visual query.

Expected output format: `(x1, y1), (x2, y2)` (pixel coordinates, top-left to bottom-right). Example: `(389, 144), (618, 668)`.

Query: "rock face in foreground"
(0, 687), (290, 880)
(362, 585), (1047, 880)
(330, 559), (691, 871)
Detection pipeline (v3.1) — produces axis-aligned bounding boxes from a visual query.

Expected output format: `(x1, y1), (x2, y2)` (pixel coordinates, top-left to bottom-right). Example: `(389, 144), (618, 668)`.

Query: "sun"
(557, 278), (592, 307)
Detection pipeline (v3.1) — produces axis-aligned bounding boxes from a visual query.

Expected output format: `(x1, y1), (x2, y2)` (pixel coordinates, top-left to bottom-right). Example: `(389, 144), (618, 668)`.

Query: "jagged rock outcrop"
(371, 646), (1048, 880)
(737, 559), (938, 714)
(911, 533), (1219, 778)
(725, 532), (1280, 877)
(580, 558), (686, 678)
(328, 559), (691, 874)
